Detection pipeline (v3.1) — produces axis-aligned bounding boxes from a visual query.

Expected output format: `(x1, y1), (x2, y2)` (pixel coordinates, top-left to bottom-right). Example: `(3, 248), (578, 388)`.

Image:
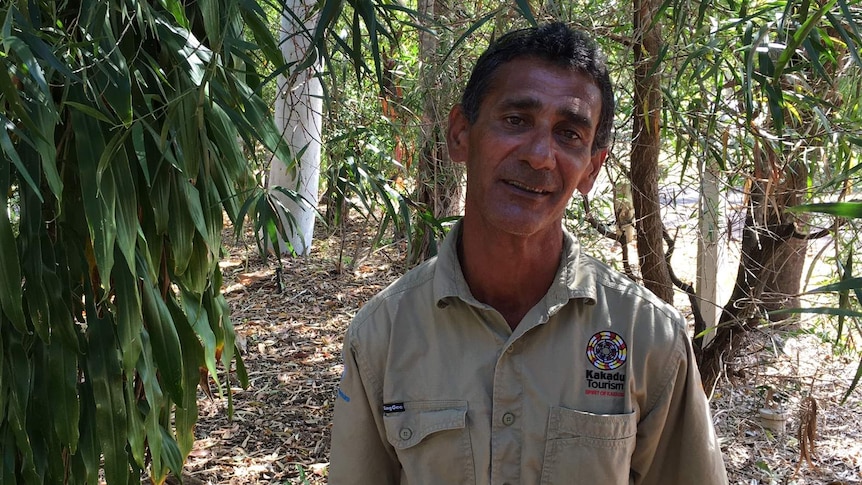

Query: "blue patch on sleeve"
(337, 388), (351, 402)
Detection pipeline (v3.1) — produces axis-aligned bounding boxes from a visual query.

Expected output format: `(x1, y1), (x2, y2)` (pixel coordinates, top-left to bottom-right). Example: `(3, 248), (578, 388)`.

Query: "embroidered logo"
(586, 331), (628, 370)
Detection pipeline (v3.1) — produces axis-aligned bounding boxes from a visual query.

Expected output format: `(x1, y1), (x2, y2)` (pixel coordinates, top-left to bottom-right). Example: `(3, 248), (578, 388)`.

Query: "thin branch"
(662, 227), (708, 354)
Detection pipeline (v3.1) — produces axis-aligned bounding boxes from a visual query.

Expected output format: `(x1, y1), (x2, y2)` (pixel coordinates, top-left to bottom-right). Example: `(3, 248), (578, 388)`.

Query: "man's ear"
(577, 148), (608, 194)
(446, 104), (470, 164)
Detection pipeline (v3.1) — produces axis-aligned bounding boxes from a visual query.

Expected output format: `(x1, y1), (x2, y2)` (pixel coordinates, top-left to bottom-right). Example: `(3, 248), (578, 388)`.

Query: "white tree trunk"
(269, 0), (322, 256)
(696, 157), (725, 345)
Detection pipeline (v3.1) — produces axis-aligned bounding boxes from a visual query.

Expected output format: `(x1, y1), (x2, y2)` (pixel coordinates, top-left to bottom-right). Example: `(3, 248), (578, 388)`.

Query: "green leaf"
(71, 100), (117, 292)
(842, 352), (862, 404)
(124, 374), (146, 468)
(168, 176), (195, 276)
(442, 9), (500, 65)
(140, 279), (185, 405)
(1, 426), (16, 484)
(63, 101), (114, 125)
(158, 0), (190, 29)
(198, 0), (222, 49)
(3, 332), (39, 484)
(159, 427), (184, 476)
(113, 259), (143, 373)
(179, 180), (212, 247)
(0, 119), (43, 201)
(109, 141), (140, 274)
(72, 378), (100, 484)
(806, 277), (862, 294)
(772, 0), (838, 81)
(513, 0), (537, 26)
(85, 304), (130, 485)
(168, 297), (202, 457)
(136, 328), (166, 478)
(788, 201), (862, 218)
(48, 340), (80, 453)
(181, 291), (219, 391)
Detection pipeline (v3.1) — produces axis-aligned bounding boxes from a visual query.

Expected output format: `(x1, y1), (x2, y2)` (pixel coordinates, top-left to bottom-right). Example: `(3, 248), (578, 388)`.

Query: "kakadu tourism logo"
(585, 331), (627, 397)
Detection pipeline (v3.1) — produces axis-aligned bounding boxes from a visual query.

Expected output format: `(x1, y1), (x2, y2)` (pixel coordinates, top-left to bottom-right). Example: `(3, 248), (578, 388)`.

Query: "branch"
(582, 197), (625, 244)
(582, 196), (636, 280)
(662, 227), (708, 354)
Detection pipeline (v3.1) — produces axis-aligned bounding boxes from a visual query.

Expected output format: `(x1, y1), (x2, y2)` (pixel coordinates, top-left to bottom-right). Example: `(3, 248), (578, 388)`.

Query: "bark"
(269, 0), (323, 256)
(699, 143), (809, 389)
(412, 0), (463, 263)
(631, 0), (673, 303)
(761, 159), (808, 319)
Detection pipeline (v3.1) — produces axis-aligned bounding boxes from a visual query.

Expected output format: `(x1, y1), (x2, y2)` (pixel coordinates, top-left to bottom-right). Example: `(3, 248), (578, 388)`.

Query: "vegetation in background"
(276, 0), (862, 391)
(0, 0), (286, 482)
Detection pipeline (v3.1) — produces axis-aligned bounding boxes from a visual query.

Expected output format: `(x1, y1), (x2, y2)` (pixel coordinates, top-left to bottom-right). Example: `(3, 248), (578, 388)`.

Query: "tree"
(657, 0), (862, 387)
(269, 0), (324, 256)
(631, 0), (674, 304)
(412, 0), (465, 262)
(0, 0), (286, 482)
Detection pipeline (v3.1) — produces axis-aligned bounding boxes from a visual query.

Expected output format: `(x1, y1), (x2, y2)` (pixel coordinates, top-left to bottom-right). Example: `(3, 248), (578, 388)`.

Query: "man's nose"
(521, 130), (557, 170)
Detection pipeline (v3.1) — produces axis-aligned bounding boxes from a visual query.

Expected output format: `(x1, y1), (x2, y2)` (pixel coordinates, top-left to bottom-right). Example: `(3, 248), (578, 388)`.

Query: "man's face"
(448, 57), (607, 239)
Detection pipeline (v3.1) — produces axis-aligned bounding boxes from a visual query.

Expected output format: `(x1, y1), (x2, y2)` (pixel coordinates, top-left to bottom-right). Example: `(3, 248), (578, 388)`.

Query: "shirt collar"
(433, 221), (598, 309)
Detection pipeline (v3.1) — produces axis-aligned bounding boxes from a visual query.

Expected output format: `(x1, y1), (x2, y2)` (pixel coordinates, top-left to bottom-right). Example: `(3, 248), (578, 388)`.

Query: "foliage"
(780, 201), (862, 402)
(0, 0), (286, 483)
(658, 0), (862, 385)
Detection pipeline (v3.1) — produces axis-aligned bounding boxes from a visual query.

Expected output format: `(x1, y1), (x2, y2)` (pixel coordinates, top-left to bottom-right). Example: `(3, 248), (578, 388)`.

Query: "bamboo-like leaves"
(1, 0), (272, 482)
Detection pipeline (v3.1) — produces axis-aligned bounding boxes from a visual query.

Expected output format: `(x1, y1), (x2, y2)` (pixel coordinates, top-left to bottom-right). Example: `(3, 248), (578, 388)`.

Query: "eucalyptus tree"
(659, 0), (862, 387)
(0, 0), (286, 483)
(269, 0), (323, 256)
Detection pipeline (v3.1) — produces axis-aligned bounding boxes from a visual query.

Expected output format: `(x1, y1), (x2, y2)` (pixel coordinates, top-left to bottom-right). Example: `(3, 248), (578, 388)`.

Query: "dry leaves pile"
(183, 217), (861, 484)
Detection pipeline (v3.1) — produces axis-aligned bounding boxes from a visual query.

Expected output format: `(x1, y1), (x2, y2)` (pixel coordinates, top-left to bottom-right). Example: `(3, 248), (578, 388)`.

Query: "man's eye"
(505, 116), (525, 126)
(559, 129), (580, 141)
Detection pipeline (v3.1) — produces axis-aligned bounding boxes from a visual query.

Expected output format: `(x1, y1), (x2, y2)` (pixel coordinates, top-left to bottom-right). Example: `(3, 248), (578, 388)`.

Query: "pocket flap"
(384, 400), (468, 450)
(549, 407), (636, 440)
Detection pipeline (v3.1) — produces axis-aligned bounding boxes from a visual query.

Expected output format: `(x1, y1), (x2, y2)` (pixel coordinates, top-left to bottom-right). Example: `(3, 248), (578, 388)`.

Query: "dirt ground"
(184, 216), (862, 484)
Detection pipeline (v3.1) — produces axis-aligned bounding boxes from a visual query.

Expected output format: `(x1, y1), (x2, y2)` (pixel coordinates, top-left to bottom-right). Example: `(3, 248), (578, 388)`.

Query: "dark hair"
(460, 22), (614, 151)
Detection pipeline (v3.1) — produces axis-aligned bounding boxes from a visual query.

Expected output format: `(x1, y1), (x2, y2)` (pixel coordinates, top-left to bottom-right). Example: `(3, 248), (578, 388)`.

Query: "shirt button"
(502, 412), (515, 426)
(399, 428), (413, 440)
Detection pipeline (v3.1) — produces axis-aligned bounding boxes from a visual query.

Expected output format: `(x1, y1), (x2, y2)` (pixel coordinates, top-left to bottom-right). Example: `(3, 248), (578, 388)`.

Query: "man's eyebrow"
(497, 96), (542, 111)
(557, 105), (594, 129)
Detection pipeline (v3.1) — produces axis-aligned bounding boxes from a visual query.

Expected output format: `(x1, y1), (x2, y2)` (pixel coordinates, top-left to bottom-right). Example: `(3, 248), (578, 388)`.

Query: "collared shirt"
(329, 223), (728, 485)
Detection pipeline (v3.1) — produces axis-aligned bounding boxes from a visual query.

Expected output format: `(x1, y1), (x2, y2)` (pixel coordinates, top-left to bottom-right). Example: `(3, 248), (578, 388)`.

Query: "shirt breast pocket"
(540, 407), (636, 485)
(384, 400), (474, 484)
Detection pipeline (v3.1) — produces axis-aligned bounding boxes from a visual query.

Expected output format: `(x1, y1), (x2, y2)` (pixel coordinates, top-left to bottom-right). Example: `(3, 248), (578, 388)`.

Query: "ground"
(184, 215), (862, 484)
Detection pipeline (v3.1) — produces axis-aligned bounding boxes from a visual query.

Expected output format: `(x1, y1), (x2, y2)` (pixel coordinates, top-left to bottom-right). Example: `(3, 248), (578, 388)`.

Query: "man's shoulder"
(578, 253), (685, 330)
(347, 256), (439, 337)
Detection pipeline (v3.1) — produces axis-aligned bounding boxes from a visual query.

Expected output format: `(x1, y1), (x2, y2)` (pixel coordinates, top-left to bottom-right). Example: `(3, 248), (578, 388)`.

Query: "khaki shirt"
(330, 223), (727, 484)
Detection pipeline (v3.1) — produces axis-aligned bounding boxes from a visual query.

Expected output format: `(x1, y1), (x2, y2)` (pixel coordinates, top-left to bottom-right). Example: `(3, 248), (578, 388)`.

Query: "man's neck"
(458, 221), (564, 330)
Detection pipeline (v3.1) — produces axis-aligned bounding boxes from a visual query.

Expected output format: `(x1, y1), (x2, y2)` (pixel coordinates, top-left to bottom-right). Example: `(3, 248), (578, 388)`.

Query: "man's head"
(460, 22), (614, 153)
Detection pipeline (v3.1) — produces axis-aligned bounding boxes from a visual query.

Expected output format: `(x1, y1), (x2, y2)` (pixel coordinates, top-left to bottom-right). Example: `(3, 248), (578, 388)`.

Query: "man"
(329, 22), (728, 485)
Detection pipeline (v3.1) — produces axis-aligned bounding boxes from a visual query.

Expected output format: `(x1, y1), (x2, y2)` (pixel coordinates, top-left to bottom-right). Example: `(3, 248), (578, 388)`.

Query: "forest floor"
(184, 213), (862, 485)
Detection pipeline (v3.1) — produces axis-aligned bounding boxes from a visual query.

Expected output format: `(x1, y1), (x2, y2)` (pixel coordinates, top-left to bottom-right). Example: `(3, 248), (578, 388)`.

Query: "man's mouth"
(506, 180), (550, 195)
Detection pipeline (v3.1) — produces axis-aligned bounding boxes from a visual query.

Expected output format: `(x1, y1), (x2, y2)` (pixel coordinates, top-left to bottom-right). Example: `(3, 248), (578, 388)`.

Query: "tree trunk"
(269, 0), (323, 256)
(761, 158), (808, 320)
(699, 142), (808, 389)
(695, 156), (725, 350)
(411, 0), (463, 263)
(631, 0), (673, 304)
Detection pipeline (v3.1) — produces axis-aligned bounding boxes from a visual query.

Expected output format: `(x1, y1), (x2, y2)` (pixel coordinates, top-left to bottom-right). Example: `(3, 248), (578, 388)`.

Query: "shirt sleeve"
(328, 326), (401, 484)
(630, 327), (729, 485)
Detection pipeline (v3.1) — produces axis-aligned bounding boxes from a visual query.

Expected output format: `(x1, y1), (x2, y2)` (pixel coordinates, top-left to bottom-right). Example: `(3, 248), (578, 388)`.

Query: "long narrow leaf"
(85, 307), (130, 485)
